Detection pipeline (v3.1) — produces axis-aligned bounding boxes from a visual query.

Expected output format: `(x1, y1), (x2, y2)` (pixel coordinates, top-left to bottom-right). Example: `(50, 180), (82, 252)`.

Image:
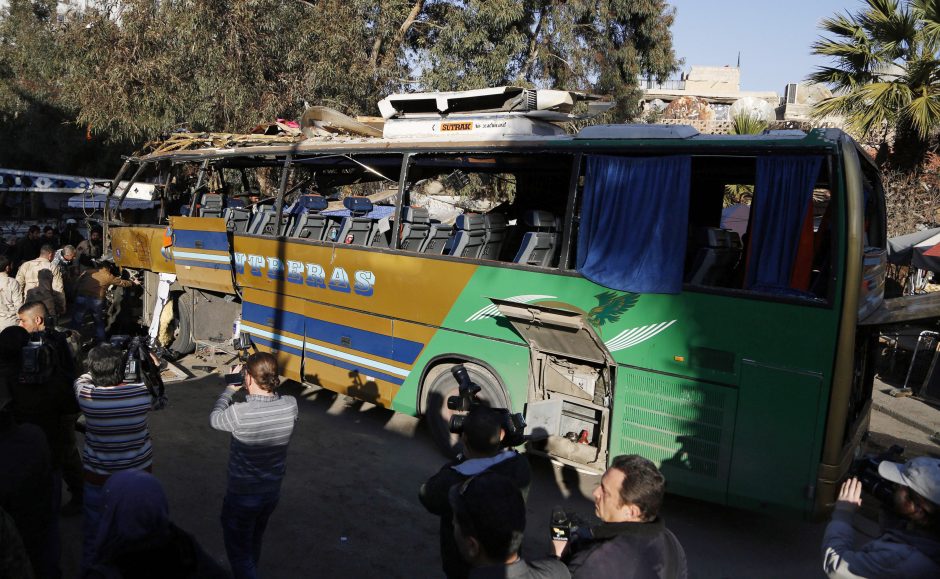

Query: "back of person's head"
(94, 470), (170, 563)
(62, 244), (76, 258)
(0, 254), (9, 274)
(245, 351), (280, 392)
(462, 407), (504, 455)
(610, 454), (666, 521)
(36, 269), (53, 289)
(0, 326), (29, 367)
(449, 472), (526, 563)
(39, 244), (54, 257)
(86, 344), (126, 387)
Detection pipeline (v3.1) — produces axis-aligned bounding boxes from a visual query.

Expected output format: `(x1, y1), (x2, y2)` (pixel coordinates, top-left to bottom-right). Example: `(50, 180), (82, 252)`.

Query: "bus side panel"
(169, 216), (234, 294)
(611, 367), (737, 505)
(240, 287), (306, 383)
(111, 225), (175, 273)
(727, 362), (824, 514)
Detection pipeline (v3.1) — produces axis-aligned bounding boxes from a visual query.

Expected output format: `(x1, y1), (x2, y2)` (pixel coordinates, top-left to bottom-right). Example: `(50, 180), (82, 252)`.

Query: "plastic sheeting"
(67, 193), (156, 210)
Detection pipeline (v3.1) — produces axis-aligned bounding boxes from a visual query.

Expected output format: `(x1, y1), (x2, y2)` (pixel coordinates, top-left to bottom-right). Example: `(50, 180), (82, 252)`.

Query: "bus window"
(402, 154), (573, 266)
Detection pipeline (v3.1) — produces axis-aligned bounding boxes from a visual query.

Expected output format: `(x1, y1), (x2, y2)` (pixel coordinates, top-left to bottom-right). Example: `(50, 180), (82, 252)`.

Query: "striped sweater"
(74, 373), (153, 475)
(210, 388), (298, 495)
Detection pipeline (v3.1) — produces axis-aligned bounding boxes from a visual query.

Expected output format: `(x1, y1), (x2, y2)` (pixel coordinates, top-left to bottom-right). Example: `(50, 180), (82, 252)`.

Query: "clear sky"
(667, 0), (862, 93)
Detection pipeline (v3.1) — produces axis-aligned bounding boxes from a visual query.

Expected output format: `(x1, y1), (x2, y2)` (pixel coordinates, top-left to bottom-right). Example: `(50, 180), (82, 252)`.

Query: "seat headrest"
(227, 198), (246, 208)
(297, 194), (328, 212)
(456, 214), (486, 230)
(484, 213), (507, 228)
(343, 196), (373, 214)
(402, 206), (430, 224)
(523, 210), (556, 229)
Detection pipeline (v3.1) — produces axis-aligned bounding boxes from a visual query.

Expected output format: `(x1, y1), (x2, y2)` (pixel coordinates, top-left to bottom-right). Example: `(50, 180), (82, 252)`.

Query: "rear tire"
(168, 292), (195, 357)
(422, 361), (509, 457)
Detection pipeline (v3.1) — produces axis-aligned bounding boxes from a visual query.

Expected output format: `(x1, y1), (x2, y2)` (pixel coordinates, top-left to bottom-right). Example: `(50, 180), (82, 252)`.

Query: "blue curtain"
(577, 155), (691, 294)
(746, 156), (823, 291)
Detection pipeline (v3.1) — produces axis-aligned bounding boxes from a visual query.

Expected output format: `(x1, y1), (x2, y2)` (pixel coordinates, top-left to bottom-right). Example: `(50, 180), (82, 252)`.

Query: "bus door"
(493, 299), (616, 474)
(168, 216), (235, 294)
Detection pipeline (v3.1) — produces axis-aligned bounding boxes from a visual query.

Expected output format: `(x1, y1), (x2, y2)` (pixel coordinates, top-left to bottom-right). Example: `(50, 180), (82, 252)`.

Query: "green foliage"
(0, 0), (679, 173)
(809, 0), (940, 166)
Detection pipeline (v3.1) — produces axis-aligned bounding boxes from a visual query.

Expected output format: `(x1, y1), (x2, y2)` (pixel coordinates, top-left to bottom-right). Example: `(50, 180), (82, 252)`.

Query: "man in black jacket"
(556, 454), (687, 579)
(420, 407), (531, 579)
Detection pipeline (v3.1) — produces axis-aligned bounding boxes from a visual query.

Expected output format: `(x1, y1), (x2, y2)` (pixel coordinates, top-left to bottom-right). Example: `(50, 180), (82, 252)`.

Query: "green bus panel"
(611, 367), (738, 504)
(727, 361), (824, 513)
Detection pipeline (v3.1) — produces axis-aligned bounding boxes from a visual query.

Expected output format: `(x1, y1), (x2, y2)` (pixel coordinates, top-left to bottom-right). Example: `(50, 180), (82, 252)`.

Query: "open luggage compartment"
(493, 299), (616, 473)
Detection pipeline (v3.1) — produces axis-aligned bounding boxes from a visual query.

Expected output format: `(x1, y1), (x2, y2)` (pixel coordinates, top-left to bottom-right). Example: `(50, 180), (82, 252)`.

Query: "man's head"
(593, 454), (666, 523)
(39, 244), (54, 260)
(65, 218), (77, 228)
(90, 228), (102, 242)
(61, 245), (76, 262)
(27, 225), (40, 239)
(879, 457), (940, 530)
(0, 255), (10, 275)
(0, 326), (29, 367)
(17, 301), (48, 333)
(449, 472), (526, 567)
(86, 344), (126, 387)
(43, 226), (55, 239)
(461, 407), (504, 458)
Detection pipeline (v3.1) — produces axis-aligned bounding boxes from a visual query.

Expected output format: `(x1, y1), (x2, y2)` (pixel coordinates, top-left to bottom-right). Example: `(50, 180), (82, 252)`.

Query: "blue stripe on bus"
(302, 349), (405, 386)
(173, 259), (232, 271)
(242, 334), (304, 359)
(173, 229), (230, 251)
(242, 302), (423, 365)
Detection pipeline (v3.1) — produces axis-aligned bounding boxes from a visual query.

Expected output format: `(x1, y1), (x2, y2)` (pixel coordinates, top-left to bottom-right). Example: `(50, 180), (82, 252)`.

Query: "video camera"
(850, 444), (904, 504)
(446, 364), (527, 448)
(550, 507), (589, 543)
(110, 335), (167, 410)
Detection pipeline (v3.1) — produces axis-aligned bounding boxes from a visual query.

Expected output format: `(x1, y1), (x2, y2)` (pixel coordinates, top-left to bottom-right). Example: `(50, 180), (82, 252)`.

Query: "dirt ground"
(56, 358), (927, 578)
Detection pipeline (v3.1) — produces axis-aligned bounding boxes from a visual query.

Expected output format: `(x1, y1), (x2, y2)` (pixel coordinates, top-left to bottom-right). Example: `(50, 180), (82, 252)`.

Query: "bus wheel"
(168, 292), (195, 357)
(422, 361), (508, 458)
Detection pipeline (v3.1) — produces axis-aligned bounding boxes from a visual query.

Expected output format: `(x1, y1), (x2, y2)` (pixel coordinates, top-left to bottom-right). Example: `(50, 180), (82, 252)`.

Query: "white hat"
(879, 457), (940, 505)
(65, 218), (77, 224)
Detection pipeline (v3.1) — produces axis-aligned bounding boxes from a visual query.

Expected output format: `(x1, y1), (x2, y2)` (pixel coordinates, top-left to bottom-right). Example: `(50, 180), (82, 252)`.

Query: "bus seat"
(480, 213), (508, 260)
(291, 213), (328, 240)
(450, 214), (486, 258)
(685, 227), (742, 287)
(336, 196), (376, 245)
(400, 207), (431, 251)
(248, 207), (287, 236)
(224, 207), (251, 233)
(198, 193), (224, 218)
(513, 210), (558, 267)
(421, 221), (452, 254)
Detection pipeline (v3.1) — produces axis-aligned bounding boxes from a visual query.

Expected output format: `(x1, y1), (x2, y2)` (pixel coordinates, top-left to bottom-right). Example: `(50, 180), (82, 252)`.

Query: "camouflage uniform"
(15, 258), (65, 314)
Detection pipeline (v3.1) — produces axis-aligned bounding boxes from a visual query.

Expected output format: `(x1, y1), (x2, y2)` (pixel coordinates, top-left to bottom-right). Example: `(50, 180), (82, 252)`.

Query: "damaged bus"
(104, 86), (889, 517)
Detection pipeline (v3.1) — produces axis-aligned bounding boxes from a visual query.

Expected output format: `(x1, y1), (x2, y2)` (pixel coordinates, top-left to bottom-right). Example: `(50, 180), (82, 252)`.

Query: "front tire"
(422, 361), (509, 457)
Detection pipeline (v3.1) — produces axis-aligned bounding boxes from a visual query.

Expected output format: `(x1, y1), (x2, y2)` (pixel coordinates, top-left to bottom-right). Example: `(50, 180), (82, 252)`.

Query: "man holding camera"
(210, 351), (298, 579)
(450, 471), (570, 578)
(420, 406), (532, 579)
(822, 456), (940, 578)
(74, 343), (157, 573)
(554, 454), (687, 579)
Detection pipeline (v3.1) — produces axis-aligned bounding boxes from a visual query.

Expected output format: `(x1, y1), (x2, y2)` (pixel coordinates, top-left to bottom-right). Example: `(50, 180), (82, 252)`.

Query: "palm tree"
(809, 0), (940, 167)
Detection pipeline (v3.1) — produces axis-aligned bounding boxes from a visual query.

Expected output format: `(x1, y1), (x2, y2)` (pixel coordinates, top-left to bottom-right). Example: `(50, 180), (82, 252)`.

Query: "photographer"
(74, 343), (158, 574)
(210, 351), (298, 579)
(555, 455), (686, 579)
(822, 457), (940, 578)
(450, 472), (570, 579)
(420, 406), (532, 579)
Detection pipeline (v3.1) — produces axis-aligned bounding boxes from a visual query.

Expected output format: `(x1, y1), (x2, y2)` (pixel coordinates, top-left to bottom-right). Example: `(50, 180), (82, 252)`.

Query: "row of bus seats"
(218, 191), (562, 267)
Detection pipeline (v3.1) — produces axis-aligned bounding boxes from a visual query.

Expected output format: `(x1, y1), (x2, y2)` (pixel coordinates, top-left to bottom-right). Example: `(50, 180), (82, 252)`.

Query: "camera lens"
(449, 414), (467, 434)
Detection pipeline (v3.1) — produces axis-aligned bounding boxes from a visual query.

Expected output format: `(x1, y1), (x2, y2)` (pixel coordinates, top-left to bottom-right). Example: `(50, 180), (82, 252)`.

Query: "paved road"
(58, 361), (850, 578)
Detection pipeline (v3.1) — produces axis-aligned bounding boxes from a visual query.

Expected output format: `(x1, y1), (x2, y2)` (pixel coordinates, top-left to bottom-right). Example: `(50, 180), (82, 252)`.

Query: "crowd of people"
(1, 221), (939, 578)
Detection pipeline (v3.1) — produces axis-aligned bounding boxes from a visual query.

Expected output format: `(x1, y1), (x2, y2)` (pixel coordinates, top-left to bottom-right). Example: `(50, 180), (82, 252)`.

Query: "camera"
(110, 334), (167, 410)
(550, 508), (587, 542)
(850, 444), (904, 504)
(446, 364), (528, 448)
